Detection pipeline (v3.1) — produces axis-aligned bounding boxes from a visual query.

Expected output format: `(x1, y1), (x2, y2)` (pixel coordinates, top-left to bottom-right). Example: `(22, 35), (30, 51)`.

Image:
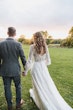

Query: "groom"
(0, 27), (26, 110)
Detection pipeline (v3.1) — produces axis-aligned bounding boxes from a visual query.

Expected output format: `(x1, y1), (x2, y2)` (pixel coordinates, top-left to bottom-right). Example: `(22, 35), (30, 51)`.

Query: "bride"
(23, 32), (73, 110)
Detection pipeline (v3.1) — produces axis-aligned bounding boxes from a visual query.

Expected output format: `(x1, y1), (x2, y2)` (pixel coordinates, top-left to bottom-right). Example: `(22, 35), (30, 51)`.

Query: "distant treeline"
(18, 26), (73, 47)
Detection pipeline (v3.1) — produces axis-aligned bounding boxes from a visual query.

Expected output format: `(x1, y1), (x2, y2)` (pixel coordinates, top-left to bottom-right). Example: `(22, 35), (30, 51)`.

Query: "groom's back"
(0, 38), (21, 76)
(0, 38), (19, 62)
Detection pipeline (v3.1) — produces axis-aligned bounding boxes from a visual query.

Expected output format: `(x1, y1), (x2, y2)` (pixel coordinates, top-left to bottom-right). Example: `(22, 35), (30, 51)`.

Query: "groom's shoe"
(16, 99), (24, 109)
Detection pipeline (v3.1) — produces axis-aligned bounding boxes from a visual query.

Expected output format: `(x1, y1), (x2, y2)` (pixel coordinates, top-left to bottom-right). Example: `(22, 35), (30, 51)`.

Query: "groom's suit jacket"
(0, 37), (26, 77)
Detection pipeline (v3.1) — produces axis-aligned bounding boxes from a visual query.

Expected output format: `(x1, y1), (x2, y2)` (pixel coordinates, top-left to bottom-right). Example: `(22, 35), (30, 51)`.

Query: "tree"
(41, 31), (48, 39)
(18, 35), (26, 43)
(61, 26), (73, 47)
(67, 27), (73, 47)
(69, 27), (73, 37)
(41, 31), (52, 39)
(47, 35), (52, 39)
(41, 31), (53, 44)
(60, 39), (67, 47)
(18, 34), (32, 45)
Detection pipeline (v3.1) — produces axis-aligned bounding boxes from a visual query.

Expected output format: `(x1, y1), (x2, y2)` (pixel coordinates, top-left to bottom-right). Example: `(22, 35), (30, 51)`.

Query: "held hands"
(22, 71), (27, 76)
(22, 66), (27, 76)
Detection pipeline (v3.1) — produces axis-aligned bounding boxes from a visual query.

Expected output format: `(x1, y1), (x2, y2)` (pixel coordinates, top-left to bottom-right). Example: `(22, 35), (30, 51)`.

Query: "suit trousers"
(2, 75), (21, 107)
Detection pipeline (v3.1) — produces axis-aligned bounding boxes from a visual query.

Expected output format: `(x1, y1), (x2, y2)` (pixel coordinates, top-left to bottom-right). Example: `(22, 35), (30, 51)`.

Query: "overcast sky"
(0, 0), (73, 38)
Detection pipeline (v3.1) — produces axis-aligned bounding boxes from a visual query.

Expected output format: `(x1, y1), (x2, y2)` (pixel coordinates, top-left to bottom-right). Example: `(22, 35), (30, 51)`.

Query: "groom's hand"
(22, 71), (26, 76)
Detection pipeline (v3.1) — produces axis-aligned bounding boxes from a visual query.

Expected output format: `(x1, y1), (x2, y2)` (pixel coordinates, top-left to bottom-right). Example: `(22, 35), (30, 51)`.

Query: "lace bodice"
(25, 44), (51, 74)
(29, 45), (51, 62)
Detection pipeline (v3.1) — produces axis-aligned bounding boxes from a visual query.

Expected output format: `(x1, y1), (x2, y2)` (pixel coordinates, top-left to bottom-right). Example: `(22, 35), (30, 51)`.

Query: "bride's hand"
(22, 71), (27, 76)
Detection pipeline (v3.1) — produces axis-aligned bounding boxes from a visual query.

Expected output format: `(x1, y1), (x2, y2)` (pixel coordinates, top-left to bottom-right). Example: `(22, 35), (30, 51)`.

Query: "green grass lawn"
(0, 45), (73, 110)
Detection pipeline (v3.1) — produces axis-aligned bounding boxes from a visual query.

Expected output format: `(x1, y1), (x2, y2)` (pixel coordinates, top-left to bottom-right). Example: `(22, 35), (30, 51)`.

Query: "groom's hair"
(8, 27), (16, 36)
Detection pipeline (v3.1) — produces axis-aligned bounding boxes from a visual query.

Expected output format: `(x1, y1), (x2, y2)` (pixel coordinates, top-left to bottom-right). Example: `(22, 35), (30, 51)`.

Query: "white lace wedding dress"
(25, 44), (73, 110)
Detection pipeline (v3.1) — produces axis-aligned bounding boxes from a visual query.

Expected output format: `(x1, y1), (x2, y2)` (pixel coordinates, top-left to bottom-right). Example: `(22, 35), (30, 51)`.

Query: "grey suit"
(0, 37), (26, 108)
(0, 37), (26, 76)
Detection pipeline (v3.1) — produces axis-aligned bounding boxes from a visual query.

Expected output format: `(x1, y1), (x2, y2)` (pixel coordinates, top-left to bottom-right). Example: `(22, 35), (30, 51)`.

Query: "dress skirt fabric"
(29, 61), (73, 110)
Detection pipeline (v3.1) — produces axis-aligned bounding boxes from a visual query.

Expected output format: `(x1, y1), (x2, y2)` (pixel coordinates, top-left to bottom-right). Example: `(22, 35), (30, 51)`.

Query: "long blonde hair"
(33, 32), (46, 54)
